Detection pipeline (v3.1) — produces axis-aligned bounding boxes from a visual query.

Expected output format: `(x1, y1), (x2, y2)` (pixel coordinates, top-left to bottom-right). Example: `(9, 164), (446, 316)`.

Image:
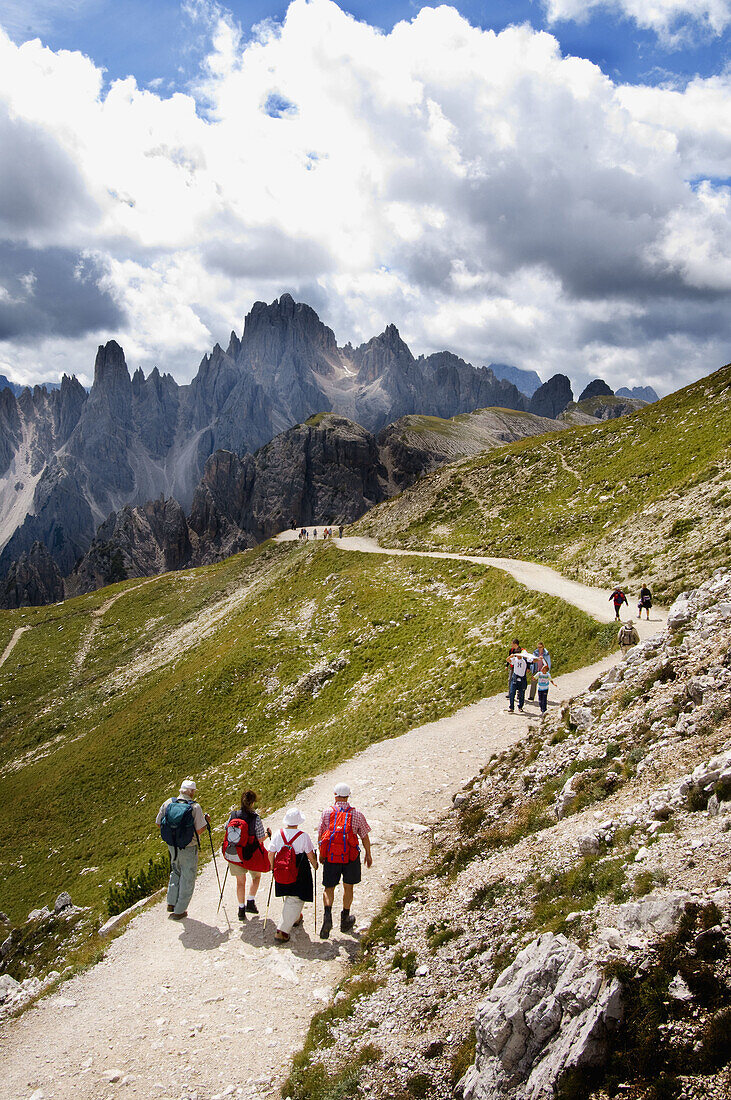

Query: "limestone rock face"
(460, 933), (623, 1100)
(528, 374), (573, 419)
(0, 541), (64, 608)
(578, 378), (613, 401)
(66, 497), (193, 596)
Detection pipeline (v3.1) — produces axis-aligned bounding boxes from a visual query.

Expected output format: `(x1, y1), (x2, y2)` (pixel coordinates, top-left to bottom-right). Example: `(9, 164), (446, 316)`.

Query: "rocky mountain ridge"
(0, 295), (657, 588)
(288, 570), (731, 1100)
(0, 296), (528, 578)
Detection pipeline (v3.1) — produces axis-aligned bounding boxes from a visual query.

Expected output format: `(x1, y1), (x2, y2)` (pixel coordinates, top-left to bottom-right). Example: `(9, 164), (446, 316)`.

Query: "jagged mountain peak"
(92, 340), (131, 397)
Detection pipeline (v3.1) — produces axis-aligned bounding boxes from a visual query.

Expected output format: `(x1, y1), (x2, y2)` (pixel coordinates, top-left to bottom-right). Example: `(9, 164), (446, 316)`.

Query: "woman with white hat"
(268, 807), (318, 943)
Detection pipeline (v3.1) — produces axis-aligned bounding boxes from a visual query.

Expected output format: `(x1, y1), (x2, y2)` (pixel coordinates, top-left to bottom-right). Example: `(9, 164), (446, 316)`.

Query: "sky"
(0, 0), (730, 395)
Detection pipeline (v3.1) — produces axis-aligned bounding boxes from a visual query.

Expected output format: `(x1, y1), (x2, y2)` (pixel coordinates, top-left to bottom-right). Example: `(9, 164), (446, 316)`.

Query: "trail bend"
(0, 540), (664, 1100)
(277, 531), (666, 639)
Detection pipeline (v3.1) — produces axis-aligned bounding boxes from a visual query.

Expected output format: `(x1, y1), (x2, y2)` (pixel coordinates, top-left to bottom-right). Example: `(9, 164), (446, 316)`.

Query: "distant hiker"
(269, 808), (317, 943)
(609, 587), (628, 620)
(507, 651), (529, 713)
(506, 639), (521, 697)
(290, 518), (296, 530)
(638, 584), (653, 620)
(618, 620), (640, 656)
(528, 642), (551, 702)
(222, 789), (271, 921)
(318, 783), (372, 938)
(313, 529), (318, 539)
(531, 663), (557, 714)
(339, 525), (344, 538)
(156, 778), (210, 920)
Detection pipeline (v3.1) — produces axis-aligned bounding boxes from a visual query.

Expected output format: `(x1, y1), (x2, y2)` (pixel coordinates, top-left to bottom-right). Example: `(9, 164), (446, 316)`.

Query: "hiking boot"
(274, 930), (290, 943)
(167, 904), (174, 913)
(507, 707), (514, 713)
(340, 911), (356, 933)
(238, 906), (247, 922)
(517, 707), (524, 713)
(319, 912), (333, 940)
(293, 914), (304, 927)
(169, 911), (187, 920)
(245, 899), (259, 914)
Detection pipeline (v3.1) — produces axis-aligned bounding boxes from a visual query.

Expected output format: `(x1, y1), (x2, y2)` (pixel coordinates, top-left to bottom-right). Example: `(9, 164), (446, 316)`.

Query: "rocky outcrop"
(578, 378), (613, 401)
(528, 374), (573, 419)
(0, 541), (64, 608)
(460, 934), (623, 1100)
(67, 498), (193, 596)
(565, 394), (647, 421)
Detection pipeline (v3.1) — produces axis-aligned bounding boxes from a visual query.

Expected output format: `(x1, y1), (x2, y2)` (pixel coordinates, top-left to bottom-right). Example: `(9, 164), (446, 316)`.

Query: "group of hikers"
(157, 779), (371, 944)
(297, 525), (344, 540)
(610, 583), (653, 655)
(505, 639), (555, 714)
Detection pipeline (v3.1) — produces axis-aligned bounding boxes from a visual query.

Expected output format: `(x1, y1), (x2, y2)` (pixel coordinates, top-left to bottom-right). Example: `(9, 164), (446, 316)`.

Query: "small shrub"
(686, 784), (710, 813)
(450, 1027), (476, 1086)
(696, 1006), (731, 1070)
(668, 517), (697, 538)
(392, 949), (418, 978)
(106, 853), (170, 917)
(426, 923), (462, 952)
(407, 1072), (433, 1097)
(714, 775), (731, 803)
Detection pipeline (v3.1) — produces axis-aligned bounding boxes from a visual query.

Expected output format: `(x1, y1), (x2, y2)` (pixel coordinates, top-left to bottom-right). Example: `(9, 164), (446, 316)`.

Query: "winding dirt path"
(74, 577), (162, 673)
(0, 543), (665, 1100)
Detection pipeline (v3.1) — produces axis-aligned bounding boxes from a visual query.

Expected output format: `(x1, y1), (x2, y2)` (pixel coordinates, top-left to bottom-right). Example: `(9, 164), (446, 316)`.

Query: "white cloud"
(543, 0), (731, 41)
(0, 0), (730, 397)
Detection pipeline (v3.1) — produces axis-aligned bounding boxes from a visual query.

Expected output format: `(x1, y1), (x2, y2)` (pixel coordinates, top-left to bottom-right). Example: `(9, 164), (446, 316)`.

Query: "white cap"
(180, 778), (196, 794)
(283, 807), (305, 827)
(334, 783), (351, 798)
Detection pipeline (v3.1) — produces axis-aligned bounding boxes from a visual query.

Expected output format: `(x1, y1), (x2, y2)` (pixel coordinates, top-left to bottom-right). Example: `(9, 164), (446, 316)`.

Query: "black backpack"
(160, 798), (198, 856)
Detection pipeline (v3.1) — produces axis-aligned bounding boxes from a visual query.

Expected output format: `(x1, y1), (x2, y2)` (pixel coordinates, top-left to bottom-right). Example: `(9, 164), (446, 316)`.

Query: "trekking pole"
(314, 864), (317, 936)
(207, 821), (224, 901)
(263, 873), (274, 932)
(216, 864), (229, 915)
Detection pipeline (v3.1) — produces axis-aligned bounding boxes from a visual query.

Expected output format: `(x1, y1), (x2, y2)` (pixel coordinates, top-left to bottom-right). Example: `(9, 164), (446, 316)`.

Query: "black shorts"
(321, 856), (361, 888)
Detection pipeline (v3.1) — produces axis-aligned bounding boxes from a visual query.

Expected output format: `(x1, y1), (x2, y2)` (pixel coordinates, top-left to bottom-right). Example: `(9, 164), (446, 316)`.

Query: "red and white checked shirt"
(318, 803), (370, 841)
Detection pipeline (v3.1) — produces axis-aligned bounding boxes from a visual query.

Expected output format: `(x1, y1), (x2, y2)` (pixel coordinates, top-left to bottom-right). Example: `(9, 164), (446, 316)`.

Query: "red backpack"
(272, 830), (302, 884)
(222, 813), (270, 872)
(319, 806), (360, 864)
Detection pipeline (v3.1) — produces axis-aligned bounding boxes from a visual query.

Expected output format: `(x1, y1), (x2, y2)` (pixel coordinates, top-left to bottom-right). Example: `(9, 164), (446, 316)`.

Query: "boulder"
(54, 892), (73, 913)
(459, 932), (622, 1099)
(613, 891), (690, 937)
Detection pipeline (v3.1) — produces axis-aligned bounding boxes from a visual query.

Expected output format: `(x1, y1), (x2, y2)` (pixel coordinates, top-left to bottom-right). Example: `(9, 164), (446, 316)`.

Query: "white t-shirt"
(269, 828), (314, 855)
(156, 797), (206, 833)
(509, 655), (529, 678)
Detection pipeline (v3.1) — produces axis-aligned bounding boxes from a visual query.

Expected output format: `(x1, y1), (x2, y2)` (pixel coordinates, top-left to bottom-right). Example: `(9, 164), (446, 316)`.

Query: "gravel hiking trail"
(0, 540), (665, 1100)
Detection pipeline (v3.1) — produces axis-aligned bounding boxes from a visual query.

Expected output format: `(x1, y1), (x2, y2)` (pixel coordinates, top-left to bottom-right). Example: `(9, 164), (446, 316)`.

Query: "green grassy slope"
(0, 541), (614, 923)
(354, 363), (731, 601)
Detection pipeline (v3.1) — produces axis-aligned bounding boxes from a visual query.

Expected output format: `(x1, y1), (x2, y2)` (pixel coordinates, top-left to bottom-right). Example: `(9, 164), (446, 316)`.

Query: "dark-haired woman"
(225, 790), (271, 921)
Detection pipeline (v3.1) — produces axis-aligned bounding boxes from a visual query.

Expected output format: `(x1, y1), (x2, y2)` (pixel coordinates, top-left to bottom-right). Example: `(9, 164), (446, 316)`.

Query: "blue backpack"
(160, 798), (198, 856)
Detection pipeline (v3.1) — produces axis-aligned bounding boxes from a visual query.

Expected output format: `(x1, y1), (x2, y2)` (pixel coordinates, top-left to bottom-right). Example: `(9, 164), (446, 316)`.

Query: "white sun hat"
(333, 783), (351, 798)
(180, 778), (197, 794)
(283, 807), (305, 827)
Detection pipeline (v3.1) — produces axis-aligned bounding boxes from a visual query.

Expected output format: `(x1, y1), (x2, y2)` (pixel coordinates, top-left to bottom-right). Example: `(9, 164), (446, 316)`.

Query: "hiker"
(618, 619), (640, 656)
(156, 778), (210, 920)
(269, 808), (318, 943)
(638, 584), (653, 620)
(531, 662), (557, 714)
(290, 518), (296, 530)
(222, 789), (272, 921)
(528, 642), (551, 702)
(318, 782), (372, 939)
(507, 650), (530, 713)
(313, 529), (318, 539)
(506, 639), (521, 697)
(339, 525), (344, 538)
(609, 587), (628, 620)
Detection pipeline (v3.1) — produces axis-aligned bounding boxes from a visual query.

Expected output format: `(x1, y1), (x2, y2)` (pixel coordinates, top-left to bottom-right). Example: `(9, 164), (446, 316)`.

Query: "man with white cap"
(318, 783), (372, 939)
(156, 778), (210, 920)
(268, 807), (318, 943)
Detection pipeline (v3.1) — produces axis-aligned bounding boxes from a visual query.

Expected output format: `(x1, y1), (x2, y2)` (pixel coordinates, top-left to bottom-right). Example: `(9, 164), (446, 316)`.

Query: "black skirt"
(274, 853), (313, 902)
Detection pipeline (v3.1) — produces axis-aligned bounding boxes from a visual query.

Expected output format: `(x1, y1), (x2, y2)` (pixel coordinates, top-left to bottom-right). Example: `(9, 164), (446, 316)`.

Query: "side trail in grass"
(0, 545), (665, 1100)
(0, 625), (29, 670)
